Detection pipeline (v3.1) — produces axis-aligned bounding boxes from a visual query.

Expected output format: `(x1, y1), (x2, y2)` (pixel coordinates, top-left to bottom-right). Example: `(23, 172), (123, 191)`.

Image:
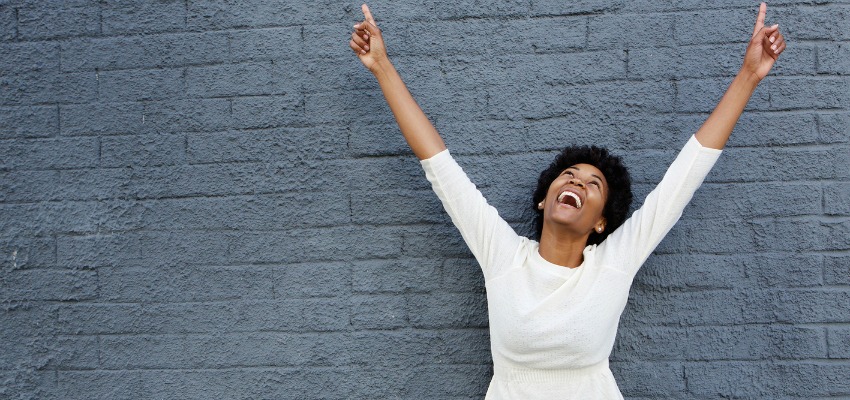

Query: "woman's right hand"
(350, 4), (389, 74)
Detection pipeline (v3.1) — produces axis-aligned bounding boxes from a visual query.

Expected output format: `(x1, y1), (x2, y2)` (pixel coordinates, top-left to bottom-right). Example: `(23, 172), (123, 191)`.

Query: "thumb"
(762, 23), (779, 34)
(356, 19), (381, 38)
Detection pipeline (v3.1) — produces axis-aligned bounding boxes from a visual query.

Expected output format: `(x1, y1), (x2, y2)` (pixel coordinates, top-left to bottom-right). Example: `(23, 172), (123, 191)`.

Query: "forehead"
(565, 163), (607, 184)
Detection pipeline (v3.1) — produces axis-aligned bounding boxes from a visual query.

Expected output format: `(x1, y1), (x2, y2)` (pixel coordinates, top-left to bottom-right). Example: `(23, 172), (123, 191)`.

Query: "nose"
(569, 177), (585, 188)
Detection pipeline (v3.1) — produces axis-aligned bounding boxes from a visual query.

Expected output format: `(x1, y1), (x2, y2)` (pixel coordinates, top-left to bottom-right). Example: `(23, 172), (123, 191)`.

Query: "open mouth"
(557, 190), (582, 209)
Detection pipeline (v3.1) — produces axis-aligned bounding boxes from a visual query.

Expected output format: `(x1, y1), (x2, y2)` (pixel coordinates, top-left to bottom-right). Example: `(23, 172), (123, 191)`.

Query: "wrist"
(370, 58), (394, 78)
(736, 68), (762, 89)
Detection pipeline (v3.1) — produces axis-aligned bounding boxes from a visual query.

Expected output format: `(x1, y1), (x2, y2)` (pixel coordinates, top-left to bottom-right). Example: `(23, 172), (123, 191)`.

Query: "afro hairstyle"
(532, 145), (633, 246)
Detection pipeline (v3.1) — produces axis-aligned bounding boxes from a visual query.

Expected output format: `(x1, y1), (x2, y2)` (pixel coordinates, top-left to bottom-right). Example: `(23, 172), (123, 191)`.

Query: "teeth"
(557, 191), (582, 208)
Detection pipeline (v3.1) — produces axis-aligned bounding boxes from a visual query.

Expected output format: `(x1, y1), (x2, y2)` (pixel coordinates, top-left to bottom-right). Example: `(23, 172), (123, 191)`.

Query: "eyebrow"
(566, 166), (605, 184)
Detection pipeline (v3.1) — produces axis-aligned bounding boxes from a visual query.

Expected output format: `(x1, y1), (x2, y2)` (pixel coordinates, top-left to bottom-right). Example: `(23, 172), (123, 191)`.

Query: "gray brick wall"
(1, 0), (848, 398)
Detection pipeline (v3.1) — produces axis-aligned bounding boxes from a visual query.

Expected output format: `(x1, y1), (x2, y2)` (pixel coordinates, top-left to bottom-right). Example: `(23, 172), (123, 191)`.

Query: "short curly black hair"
(532, 145), (633, 246)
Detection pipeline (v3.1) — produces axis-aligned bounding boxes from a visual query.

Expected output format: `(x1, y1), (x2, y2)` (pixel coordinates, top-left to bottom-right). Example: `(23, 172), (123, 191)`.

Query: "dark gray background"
(1, 0), (848, 398)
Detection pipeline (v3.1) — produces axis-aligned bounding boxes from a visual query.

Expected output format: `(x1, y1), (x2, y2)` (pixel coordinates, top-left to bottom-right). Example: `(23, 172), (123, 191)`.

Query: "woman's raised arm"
(350, 4), (447, 160)
(694, 2), (785, 150)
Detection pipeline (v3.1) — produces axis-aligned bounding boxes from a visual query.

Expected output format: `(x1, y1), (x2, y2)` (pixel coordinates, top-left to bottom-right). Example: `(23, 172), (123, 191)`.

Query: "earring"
(596, 227), (603, 233)
(538, 201), (544, 209)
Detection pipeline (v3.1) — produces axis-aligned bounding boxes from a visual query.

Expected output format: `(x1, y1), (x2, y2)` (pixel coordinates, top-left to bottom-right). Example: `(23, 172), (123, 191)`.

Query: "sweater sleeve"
(420, 149), (523, 280)
(596, 135), (722, 276)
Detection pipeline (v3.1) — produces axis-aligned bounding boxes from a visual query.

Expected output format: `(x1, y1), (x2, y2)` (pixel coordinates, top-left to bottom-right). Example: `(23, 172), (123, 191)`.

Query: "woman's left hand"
(741, 2), (785, 81)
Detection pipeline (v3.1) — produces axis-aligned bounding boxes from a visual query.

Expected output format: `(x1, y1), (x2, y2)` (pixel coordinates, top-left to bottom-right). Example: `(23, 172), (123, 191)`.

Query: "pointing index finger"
(753, 2), (767, 36)
(362, 4), (376, 25)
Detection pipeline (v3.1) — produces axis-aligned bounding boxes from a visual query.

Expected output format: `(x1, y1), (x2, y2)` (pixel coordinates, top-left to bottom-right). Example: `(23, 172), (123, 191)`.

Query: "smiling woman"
(349, 2), (785, 399)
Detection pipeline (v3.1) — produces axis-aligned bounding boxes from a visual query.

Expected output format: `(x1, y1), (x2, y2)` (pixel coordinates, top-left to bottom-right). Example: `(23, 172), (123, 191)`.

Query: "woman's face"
(541, 163), (609, 236)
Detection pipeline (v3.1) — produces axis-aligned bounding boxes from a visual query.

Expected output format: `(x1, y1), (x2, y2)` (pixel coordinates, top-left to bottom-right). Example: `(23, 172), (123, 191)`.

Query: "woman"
(349, 3), (784, 398)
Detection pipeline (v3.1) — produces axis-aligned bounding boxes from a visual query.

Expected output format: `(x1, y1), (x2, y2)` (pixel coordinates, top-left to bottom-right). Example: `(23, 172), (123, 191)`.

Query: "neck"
(538, 225), (590, 269)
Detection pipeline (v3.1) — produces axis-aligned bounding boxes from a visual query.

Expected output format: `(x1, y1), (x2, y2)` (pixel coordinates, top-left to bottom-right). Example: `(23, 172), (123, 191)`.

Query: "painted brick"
(0, 136), (98, 170)
(230, 28), (302, 63)
(675, 112), (819, 148)
(142, 98), (231, 133)
(100, 133), (186, 167)
(129, 192), (350, 232)
(0, 41), (59, 74)
(57, 233), (143, 268)
(60, 33), (230, 72)
(685, 362), (781, 397)
(752, 219), (850, 252)
(630, 43), (815, 80)
(347, 122), (410, 157)
(769, 77), (850, 110)
(98, 69), (185, 102)
(634, 254), (743, 291)
(231, 94), (303, 129)
(825, 182), (850, 216)
(779, 363), (850, 396)
(0, 4), (15, 41)
(350, 294), (408, 329)
(187, 62), (293, 98)
(687, 182), (821, 219)
(101, 0), (185, 35)
(588, 13), (676, 50)
(60, 102), (145, 136)
(98, 265), (273, 302)
(531, 0), (622, 15)
(828, 328), (850, 359)
(0, 201), (109, 237)
(341, 17), (586, 60)
(774, 289), (850, 323)
(435, 0), (528, 18)
(351, 330), (444, 367)
(0, 105), (58, 139)
(56, 167), (133, 201)
(407, 292), (488, 328)
(437, 329), (491, 364)
(625, 289), (775, 326)
(16, 2), (99, 40)
(187, 126), (344, 164)
(0, 170), (59, 201)
(101, 332), (354, 369)
(0, 334), (98, 370)
(676, 9), (753, 46)
(0, 70), (97, 105)
(741, 254), (824, 288)
(224, 227), (403, 264)
(709, 146), (850, 183)
(441, 258), (486, 293)
(350, 188), (446, 225)
(187, 0), (327, 30)
(0, 237), (55, 269)
(56, 303), (145, 335)
(0, 269), (97, 301)
(99, 261), (346, 304)
(352, 258), (441, 293)
(824, 256), (850, 286)
(818, 43), (850, 75)
(655, 217), (756, 254)
(819, 112), (850, 144)
(611, 361), (686, 397)
(614, 325), (825, 362)
(781, 5), (850, 41)
(676, 77), (770, 112)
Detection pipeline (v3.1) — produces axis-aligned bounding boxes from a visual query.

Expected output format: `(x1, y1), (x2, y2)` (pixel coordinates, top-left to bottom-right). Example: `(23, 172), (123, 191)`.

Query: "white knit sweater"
(420, 135), (722, 399)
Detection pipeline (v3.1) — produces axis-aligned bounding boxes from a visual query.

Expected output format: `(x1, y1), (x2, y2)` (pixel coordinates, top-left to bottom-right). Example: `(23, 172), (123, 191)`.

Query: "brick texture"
(1, 1), (848, 399)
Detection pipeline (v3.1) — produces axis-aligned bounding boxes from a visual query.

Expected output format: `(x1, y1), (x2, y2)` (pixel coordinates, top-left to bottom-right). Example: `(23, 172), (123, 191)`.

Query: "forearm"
(693, 71), (761, 150)
(372, 60), (446, 160)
